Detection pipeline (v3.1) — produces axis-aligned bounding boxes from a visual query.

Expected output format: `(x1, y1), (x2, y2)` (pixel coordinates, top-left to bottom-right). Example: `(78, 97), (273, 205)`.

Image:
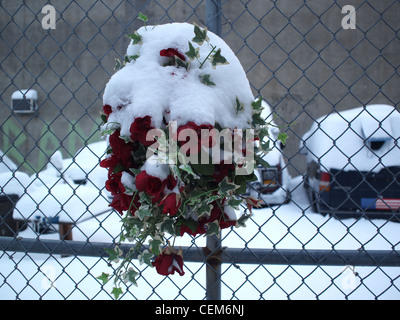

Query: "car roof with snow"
(258, 100), (284, 166)
(300, 104), (400, 172)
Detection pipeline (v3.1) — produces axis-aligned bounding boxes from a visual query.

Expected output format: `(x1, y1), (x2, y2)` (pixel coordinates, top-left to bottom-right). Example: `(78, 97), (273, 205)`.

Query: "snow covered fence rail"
(1, 236), (400, 267)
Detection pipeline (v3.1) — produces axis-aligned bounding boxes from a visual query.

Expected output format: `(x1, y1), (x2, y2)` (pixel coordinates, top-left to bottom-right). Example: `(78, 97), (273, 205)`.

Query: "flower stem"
(199, 45), (216, 69)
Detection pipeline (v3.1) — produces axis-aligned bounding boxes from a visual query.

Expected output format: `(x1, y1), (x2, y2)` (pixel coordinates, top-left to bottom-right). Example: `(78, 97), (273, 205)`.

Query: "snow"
(0, 150), (18, 174)
(0, 171), (31, 197)
(12, 181), (110, 223)
(103, 22), (255, 138)
(2, 176), (399, 300)
(11, 141), (110, 223)
(120, 171), (136, 194)
(301, 104), (400, 172)
(141, 155), (170, 180)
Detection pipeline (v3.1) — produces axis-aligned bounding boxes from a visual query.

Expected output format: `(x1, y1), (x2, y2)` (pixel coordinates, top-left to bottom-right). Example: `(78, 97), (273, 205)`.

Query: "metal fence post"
(205, 0), (222, 301)
(206, 0), (222, 35)
(205, 235), (222, 300)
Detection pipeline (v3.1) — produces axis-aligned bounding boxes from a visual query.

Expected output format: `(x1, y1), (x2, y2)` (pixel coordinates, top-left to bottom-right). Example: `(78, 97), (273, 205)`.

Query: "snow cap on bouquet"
(103, 22), (255, 138)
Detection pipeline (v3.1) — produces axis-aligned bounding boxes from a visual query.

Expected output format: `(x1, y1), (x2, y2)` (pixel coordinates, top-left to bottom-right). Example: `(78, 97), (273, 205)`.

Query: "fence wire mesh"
(0, 0), (399, 300)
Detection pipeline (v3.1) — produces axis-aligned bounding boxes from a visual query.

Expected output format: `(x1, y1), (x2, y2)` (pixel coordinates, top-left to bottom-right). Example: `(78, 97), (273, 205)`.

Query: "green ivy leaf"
(139, 191), (151, 205)
(149, 238), (163, 256)
(211, 48), (228, 68)
(192, 24), (209, 45)
(124, 268), (139, 286)
(191, 163), (214, 175)
(104, 246), (123, 262)
(186, 41), (199, 60)
(136, 204), (152, 220)
(252, 113), (266, 126)
(114, 58), (122, 71)
(278, 132), (288, 145)
(182, 218), (199, 234)
(179, 164), (200, 179)
(160, 218), (175, 235)
(111, 287), (123, 300)
(174, 56), (190, 71)
(112, 163), (124, 174)
(138, 12), (148, 23)
(199, 74), (216, 86)
(235, 96), (244, 114)
(100, 112), (108, 124)
(129, 167), (141, 175)
(206, 194), (221, 204)
(127, 54), (139, 62)
(251, 97), (263, 114)
(255, 154), (270, 168)
(121, 268), (139, 287)
(227, 197), (244, 209)
(260, 139), (271, 153)
(257, 127), (270, 141)
(96, 272), (110, 285)
(234, 172), (257, 194)
(219, 177), (239, 195)
(236, 213), (252, 228)
(205, 220), (220, 237)
(126, 32), (142, 45)
(197, 203), (213, 218)
(138, 249), (154, 266)
(132, 143), (146, 163)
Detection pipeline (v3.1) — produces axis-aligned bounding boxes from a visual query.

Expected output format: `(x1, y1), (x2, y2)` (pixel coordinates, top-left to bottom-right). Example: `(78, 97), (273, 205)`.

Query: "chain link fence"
(1, 0), (399, 300)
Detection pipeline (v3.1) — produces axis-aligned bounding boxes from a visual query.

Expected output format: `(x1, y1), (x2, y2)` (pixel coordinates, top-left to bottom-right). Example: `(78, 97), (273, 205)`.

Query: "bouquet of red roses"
(98, 18), (273, 298)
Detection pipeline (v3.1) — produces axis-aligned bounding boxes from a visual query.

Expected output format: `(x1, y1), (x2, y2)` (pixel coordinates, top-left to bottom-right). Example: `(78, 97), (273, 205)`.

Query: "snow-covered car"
(300, 104), (400, 219)
(0, 151), (30, 236)
(63, 140), (109, 190)
(247, 101), (291, 206)
(13, 141), (111, 237)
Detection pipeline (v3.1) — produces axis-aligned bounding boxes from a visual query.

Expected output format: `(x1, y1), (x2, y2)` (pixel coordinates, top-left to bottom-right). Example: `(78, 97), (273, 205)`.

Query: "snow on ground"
(1, 176), (399, 300)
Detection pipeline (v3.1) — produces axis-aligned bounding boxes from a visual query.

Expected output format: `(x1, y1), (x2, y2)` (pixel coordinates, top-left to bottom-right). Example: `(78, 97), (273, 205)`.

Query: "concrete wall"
(1, 0), (398, 175)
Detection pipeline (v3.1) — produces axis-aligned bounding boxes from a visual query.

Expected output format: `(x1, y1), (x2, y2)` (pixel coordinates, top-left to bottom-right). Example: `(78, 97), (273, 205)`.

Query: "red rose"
(129, 116), (155, 147)
(152, 249), (185, 276)
(135, 170), (165, 197)
(109, 193), (132, 215)
(160, 48), (186, 61)
(212, 163), (235, 183)
(208, 205), (236, 230)
(109, 130), (137, 170)
(103, 104), (112, 117)
(105, 171), (141, 215)
(100, 154), (119, 173)
(160, 193), (181, 216)
(179, 222), (206, 237)
(105, 172), (123, 195)
(164, 175), (178, 192)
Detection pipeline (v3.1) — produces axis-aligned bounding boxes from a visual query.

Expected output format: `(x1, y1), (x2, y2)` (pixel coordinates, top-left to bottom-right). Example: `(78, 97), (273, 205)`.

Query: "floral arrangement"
(97, 15), (284, 299)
